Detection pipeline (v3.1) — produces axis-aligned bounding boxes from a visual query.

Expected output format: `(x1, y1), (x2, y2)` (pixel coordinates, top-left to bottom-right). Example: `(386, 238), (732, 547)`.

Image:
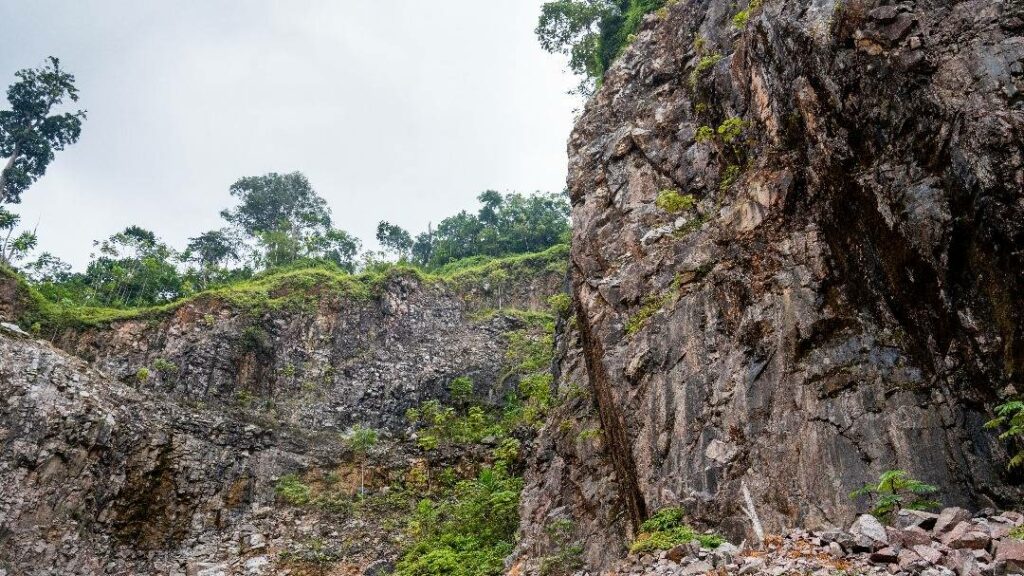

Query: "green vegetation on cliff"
(1, 243), (568, 336)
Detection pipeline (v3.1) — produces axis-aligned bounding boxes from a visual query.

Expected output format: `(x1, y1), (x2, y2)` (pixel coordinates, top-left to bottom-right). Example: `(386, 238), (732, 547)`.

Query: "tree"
(0, 206), (37, 265)
(0, 57), (86, 204)
(309, 228), (361, 272)
(850, 470), (940, 523)
(536, 0), (664, 93)
(220, 172), (332, 267)
(345, 424), (379, 496)
(375, 221), (413, 260)
(181, 229), (241, 289)
(84, 226), (182, 306)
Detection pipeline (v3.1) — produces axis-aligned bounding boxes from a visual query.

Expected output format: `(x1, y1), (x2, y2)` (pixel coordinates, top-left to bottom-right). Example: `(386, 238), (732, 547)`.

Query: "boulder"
(995, 538), (1024, 573)
(896, 509), (940, 530)
(850, 514), (889, 551)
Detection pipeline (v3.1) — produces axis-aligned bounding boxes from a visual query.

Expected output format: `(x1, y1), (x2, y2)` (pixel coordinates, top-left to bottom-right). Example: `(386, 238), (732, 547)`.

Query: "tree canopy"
(381, 190), (570, 269)
(0, 57), (86, 203)
(536, 0), (665, 92)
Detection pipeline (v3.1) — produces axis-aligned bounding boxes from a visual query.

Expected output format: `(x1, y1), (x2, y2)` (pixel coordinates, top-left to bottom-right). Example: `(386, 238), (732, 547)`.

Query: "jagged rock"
(515, 0), (1024, 570)
(942, 523), (991, 550)
(935, 509), (974, 536)
(679, 560), (713, 575)
(896, 510), (940, 531)
(995, 538), (1024, 573)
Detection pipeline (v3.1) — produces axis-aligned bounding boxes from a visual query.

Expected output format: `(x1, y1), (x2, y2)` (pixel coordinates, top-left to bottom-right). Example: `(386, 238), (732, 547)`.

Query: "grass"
(2, 245), (569, 334)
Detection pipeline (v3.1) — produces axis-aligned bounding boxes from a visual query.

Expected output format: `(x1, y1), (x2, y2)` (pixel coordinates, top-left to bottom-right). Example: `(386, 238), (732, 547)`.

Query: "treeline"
(14, 171), (569, 308)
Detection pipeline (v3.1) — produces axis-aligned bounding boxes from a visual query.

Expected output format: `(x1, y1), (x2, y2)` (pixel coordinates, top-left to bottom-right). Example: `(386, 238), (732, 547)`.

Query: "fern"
(987, 401), (1024, 469)
(850, 470), (939, 523)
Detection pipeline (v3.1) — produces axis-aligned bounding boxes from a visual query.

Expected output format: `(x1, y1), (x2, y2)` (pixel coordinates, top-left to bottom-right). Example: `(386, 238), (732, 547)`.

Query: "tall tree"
(181, 229), (241, 289)
(376, 221), (413, 260)
(220, 172), (333, 267)
(0, 57), (86, 203)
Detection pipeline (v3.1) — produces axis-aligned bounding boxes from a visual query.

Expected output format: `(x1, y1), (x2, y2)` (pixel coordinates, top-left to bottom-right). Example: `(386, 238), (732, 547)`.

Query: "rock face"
(519, 0), (1022, 569)
(0, 262), (564, 574)
(14, 260), (564, 433)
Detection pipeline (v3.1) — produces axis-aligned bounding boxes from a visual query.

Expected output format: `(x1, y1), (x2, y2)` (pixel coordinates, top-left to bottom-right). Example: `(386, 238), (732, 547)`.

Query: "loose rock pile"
(609, 509), (1024, 576)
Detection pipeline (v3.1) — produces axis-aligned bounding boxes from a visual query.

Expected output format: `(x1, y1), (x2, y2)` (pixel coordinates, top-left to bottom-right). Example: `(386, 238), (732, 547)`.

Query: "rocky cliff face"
(0, 256), (563, 575)
(517, 0), (1023, 570)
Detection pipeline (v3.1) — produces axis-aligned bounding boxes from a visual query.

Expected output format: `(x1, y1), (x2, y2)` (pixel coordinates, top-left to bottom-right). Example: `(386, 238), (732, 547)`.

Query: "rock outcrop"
(518, 0), (1023, 570)
(0, 258), (564, 574)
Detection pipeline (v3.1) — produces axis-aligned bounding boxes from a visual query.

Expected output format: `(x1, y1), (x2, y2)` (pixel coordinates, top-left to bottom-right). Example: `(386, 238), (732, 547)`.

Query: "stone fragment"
(679, 560), (713, 575)
(934, 508), (973, 535)
(914, 544), (944, 564)
(895, 509), (940, 530)
(995, 538), (1024, 573)
(870, 546), (899, 564)
(850, 514), (889, 550)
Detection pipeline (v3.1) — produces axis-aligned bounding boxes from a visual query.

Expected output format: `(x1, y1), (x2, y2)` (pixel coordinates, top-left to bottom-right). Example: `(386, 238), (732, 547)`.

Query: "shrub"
(449, 376), (474, 405)
(135, 367), (150, 383)
(630, 507), (722, 554)
(276, 473), (312, 506)
(547, 293), (572, 318)
(656, 190), (696, 214)
(640, 507), (685, 532)
(694, 126), (715, 143)
(394, 466), (523, 576)
(849, 470), (939, 523)
(152, 357), (178, 373)
(716, 117), (745, 143)
(986, 400), (1024, 469)
(689, 53), (723, 87)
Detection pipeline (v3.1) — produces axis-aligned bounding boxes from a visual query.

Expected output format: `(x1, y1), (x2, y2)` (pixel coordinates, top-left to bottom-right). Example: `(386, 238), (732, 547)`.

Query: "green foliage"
(694, 126), (716, 143)
(0, 57), (86, 204)
(655, 189), (695, 214)
(0, 206), (37, 265)
(717, 117), (746, 143)
(539, 519), (584, 576)
(732, 0), (763, 28)
(449, 376), (474, 405)
(547, 292), (572, 318)
(1010, 525), (1024, 540)
(407, 191), (569, 269)
(503, 326), (557, 426)
(394, 466), (523, 576)
(536, 0), (667, 93)
(135, 367), (150, 383)
(377, 221), (414, 260)
(850, 470), (940, 522)
(630, 508), (722, 554)
(276, 473), (313, 506)
(987, 400), (1024, 469)
(345, 424), (379, 457)
(689, 53), (723, 87)
(719, 165), (741, 192)
(153, 357), (178, 374)
(639, 507), (685, 532)
(625, 293), (670, 335)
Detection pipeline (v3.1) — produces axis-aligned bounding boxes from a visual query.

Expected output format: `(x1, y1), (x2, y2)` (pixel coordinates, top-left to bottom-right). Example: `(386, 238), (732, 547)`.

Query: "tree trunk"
(0, 146), (19, 200)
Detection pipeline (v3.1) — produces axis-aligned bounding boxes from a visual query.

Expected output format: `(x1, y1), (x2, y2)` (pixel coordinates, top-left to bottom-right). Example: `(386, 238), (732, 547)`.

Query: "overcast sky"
(0, 1), (578, 269)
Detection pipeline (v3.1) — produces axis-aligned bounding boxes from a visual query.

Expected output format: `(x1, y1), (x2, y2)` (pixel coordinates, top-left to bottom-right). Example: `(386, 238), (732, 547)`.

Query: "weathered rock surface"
(518, 0), (1023, 570)
(20, 264), (562, 433)
(0, 263), (564, 574)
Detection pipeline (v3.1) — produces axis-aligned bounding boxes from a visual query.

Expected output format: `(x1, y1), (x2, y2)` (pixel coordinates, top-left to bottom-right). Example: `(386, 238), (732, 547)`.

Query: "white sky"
(0, 1), (579, 269)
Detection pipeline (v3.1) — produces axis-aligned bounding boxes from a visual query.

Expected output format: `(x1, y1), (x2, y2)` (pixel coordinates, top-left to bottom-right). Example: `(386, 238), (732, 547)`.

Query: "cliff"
(516, 0), (1023, 570)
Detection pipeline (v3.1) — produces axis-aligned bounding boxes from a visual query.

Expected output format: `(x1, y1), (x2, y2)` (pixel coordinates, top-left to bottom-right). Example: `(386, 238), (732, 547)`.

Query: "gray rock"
(850, 514), (889, 550)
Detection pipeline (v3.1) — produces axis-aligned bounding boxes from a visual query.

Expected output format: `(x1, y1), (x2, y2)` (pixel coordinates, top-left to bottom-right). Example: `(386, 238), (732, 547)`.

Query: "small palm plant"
(850, 470), (940, 523)
(985, 400), (1024, 469)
